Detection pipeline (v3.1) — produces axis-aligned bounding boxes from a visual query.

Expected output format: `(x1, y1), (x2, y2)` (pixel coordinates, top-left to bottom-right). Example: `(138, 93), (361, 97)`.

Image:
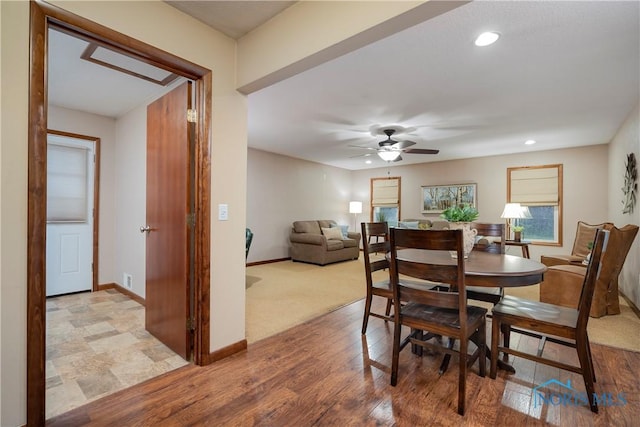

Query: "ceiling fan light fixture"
(475, 31), (500, 47)
(378, 151), (401, 162)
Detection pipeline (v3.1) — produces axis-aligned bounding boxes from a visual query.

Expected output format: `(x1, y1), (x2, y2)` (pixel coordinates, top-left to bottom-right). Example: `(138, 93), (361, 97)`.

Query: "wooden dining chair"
(437, 222), (507, 374)
(388, 228), (487, 415)
(490, 228), (608, 413)
(467, 222), (506, 305)
(360, 222), (393, 334)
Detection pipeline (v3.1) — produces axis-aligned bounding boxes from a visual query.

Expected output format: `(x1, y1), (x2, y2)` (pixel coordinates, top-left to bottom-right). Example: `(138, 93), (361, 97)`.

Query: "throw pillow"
(398, 221), (420, 229)
(331, 224), (349, 238)
(322, 227), (344, 240)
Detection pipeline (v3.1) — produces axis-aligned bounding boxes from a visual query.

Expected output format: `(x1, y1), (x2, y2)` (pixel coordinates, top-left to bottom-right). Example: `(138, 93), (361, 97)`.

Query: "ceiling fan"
(350, 128), (439, 162)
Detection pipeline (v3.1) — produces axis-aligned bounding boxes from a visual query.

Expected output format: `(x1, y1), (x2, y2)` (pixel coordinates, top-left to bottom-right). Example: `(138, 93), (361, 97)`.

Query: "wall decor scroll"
(622, 153), (637, 214)
(421, 183), (477, 213)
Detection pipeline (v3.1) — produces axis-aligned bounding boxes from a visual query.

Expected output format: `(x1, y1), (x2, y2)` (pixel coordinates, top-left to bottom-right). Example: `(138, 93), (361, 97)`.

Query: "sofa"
(398, 219), (450, 230)
(290, 220), (360, 265)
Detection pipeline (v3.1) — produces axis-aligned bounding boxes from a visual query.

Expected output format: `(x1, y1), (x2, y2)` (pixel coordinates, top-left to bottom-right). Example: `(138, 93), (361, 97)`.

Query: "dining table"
(390, 248), (548, 372)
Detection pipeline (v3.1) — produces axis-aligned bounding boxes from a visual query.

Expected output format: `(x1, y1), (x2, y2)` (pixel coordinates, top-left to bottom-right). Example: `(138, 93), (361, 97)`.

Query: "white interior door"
(46, 134), (95, 297)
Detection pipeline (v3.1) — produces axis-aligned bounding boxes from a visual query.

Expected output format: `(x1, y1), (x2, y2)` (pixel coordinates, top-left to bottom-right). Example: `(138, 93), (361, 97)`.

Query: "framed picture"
(421, 183), (477, 213)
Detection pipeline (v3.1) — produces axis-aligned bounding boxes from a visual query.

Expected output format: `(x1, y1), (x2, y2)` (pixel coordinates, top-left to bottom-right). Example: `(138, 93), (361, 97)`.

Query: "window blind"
(47, 144), (89, 222)
(372, 178), (399, 206)
(510, 166), (559, 205)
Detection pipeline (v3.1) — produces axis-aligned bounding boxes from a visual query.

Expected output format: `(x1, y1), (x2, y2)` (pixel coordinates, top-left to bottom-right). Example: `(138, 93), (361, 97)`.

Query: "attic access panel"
(81, 42), (180, 86)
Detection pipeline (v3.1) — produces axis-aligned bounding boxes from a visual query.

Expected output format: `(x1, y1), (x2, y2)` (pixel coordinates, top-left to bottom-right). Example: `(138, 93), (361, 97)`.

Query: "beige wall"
(351, 145), (610, 262)
(0, 1), (246, 424)
(247, 145), (610, 264)
(1, 2), (30, 423)
(113, 104), (148, 297)
(247, 149), (353, 262)
(608, 102), (640, 307)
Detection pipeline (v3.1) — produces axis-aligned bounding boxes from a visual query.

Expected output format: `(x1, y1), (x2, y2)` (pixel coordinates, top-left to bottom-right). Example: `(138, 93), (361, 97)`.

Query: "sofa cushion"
(322, 227), (344, 241)
(398, 221), (420, 229)
(326, 239), (345, 251)
(331, 223), (349, 238)
(342, 238), (358, 248)
(293, 220), (321, 234)
(318, 220), (337, 229)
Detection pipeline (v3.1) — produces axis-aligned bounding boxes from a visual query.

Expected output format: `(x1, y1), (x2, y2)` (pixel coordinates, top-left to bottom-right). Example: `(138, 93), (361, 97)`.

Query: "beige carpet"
(246, 257), (640, 352)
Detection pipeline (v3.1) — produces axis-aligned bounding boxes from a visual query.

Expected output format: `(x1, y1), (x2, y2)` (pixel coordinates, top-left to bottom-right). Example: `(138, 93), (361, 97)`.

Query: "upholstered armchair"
(540, 223), (638, 317)
(540, 221), (614, 267)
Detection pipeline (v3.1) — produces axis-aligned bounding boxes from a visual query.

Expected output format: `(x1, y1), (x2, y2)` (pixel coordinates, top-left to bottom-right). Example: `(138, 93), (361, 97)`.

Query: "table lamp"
(500, 202), (529, 241)
(349, 201), (362, 232)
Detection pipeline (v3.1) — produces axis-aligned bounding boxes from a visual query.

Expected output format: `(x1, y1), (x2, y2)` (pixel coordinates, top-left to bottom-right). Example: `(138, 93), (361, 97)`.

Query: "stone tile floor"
(46, 289), (189, 419)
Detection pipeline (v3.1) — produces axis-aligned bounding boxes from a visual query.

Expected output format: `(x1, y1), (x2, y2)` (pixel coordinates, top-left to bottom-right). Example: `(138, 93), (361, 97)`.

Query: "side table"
(504, 240), (530, 259)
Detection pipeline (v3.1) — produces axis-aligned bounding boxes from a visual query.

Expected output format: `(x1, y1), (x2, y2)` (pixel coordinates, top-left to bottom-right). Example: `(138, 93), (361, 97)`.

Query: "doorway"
(45, 131), (98, 297)
(28, 2), (212, 424)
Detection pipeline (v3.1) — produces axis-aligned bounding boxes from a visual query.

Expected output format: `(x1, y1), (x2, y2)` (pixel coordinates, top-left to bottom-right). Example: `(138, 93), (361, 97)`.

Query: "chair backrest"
(576, 228), (608, 330)
(471, 222), (505, 254)
(571, 221), (614, 257)
(245, 228), (254, 259)
(388, 228), (467, 323)
(596, 223), (638, 289)
(361, 222), (390, 279)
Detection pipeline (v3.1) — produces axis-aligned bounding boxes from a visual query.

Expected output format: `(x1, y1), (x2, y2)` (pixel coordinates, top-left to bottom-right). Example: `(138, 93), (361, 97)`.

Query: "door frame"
(47, 129), (101, 293)
(28, 1), (212, 424)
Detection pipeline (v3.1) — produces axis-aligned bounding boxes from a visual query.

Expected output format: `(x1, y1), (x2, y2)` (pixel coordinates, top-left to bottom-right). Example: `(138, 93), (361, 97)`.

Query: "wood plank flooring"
(47, 297), (640, 426)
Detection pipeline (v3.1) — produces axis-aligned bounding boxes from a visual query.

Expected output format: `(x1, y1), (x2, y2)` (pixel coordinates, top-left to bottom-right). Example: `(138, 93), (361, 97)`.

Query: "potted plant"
(440, 204), (479, 257)
(512, 225), (524, 242)
(441, 204), (479, 222)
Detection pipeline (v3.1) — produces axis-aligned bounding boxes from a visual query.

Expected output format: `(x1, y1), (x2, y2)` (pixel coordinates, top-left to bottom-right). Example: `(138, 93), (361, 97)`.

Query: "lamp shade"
(377, 151), (401, 162)
(349, 201), (362, 214)
(501, 203), (525, 219)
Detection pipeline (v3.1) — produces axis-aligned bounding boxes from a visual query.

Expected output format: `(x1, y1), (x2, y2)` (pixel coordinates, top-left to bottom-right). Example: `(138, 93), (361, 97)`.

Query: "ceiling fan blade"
(393, 155), (403, 162)
(349, 153), (373, 158)
(348, 144), (378, 151)
(393, 140), (416, 149)
(403, 148), (439, 155)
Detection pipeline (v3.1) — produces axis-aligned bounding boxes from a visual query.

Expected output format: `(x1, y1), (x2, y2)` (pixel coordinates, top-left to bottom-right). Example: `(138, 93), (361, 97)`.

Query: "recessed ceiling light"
(525, 139), (536, 145)
(475, 31), (500, 47)
(365, 160), (372, 164)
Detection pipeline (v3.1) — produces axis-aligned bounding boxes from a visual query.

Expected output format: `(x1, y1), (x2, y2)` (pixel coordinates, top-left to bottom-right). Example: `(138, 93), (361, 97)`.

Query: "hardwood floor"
(47, 297), (640, 426)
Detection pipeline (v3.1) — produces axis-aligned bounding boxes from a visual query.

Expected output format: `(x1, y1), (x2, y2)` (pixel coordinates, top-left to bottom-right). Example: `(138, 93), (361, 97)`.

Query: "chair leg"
(439, 338), (455, 374)
(361, 293), (373, 334)
(576, 335), (598, 413)
(490, 315), (501, 379)
(585, 334), (596, 383)
(478, 324), (486, 377)
(501, 323), (511, 361)
(458, 337), (467, 416)
(385, 298), (393, 316)
(390, 314), (402, 386)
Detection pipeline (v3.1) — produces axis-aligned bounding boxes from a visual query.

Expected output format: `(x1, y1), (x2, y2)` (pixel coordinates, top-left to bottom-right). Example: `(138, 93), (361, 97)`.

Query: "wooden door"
(145, 81), (193, 359)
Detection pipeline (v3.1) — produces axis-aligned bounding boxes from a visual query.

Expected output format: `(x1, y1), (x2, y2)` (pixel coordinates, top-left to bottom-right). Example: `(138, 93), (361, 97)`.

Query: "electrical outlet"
(123, 273), (133, 290)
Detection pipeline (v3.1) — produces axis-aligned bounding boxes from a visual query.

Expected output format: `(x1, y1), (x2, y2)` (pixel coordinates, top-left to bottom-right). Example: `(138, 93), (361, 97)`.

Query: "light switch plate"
(218, 204), (228, 220)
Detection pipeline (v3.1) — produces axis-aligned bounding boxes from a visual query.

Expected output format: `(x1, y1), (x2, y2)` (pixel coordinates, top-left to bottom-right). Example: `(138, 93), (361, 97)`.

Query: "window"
(371, 177), (401, 227)
(508, 164), (563, 246)
(47, 144), (90, 222)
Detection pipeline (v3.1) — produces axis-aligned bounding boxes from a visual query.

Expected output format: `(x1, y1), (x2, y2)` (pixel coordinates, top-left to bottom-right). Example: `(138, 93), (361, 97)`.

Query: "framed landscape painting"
(421, 183), (477, 213)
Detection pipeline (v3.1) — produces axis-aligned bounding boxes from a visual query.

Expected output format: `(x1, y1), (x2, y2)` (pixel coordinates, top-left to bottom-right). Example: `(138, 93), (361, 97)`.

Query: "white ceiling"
(48, 1), (640, 171)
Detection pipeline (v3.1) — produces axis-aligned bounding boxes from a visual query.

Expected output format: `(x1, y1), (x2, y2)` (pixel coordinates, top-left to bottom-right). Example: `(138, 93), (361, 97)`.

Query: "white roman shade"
(47, 144), (89, 222)
(510, 166), (560, 206)
(372, 178), (399, 206)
